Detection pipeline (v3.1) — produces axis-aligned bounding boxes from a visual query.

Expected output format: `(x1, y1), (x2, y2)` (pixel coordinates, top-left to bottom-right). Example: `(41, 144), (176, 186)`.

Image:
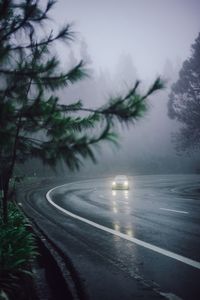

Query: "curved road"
(22, 174), (200, 300)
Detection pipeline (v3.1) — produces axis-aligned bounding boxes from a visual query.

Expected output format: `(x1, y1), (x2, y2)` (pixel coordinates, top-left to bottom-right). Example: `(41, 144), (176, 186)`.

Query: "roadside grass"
(0, 202), (38, 300)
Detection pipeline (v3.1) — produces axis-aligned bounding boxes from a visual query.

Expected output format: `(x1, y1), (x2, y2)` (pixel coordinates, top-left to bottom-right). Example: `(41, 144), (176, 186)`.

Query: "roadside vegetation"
(0, 202), (38, 300)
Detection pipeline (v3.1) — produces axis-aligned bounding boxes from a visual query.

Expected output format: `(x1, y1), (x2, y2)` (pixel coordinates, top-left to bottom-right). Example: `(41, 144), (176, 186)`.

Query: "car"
(112, 175), (129, 190)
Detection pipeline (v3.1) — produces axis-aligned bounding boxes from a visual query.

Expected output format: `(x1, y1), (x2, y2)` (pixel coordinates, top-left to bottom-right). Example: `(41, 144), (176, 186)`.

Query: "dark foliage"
(168, 32), (200, 152)
(0, 203), (38, 300)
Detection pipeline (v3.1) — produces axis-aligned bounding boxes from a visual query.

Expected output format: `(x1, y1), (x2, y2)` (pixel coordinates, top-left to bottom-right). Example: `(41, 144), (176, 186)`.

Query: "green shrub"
(0, 203), (38, 300)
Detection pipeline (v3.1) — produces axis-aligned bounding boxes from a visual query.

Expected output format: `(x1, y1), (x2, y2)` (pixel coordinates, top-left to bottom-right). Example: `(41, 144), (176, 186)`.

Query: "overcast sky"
(52, 0), (200, 80)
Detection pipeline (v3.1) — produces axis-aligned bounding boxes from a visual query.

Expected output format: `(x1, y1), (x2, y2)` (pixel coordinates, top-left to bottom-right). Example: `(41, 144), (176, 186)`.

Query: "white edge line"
(46, 183), (200, 270)
(160, 208), (189, 214)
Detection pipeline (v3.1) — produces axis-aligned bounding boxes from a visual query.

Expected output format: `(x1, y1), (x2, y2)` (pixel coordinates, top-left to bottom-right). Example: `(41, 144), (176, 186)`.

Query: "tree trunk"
(2, 178), (9, 224)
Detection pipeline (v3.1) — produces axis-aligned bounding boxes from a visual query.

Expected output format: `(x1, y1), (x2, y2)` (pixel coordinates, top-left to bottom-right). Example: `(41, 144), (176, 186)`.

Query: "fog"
(43, 0), (200, 176)
(51, 0), (200, 79)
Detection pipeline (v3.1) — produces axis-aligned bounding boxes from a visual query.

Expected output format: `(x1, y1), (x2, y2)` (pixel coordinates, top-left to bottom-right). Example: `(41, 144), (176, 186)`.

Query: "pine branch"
(9, 24), (75, 51)
(141, 77), (164, 100)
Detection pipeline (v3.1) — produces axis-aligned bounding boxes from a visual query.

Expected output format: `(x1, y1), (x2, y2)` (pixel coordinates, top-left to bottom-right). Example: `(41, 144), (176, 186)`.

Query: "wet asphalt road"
(23, 174), (200, 300)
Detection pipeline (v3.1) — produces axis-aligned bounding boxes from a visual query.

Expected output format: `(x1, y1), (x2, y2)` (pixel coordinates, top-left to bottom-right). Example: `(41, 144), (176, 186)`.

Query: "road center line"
(160, 208), (189, 214)
(46, 185), (200, 270)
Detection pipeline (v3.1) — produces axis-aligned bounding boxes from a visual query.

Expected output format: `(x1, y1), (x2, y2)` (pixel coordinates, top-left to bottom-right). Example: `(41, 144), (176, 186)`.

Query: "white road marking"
(161, 292), (183, 300)
(46, 184), (200, 270)
(160, 208), (189, 214)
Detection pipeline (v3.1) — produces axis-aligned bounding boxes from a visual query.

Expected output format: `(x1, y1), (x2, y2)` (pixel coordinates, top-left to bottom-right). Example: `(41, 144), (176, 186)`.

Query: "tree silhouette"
(168, 32), (200, 153)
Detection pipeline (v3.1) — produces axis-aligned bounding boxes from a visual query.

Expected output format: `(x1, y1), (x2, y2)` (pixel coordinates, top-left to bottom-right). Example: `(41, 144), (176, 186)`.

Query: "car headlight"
(112, 181), (116, 185)
(124, 181), (128, 185)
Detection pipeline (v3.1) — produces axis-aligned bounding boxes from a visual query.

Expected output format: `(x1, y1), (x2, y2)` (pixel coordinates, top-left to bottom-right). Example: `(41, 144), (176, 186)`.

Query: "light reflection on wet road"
(51, 175), (200, 259)
(48, 174), (200, 299)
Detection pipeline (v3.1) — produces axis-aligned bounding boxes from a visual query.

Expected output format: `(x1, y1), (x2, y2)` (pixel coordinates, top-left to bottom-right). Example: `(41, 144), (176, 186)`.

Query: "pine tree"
(168, 32), (200, 152)
(0, 0), (163, 223)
